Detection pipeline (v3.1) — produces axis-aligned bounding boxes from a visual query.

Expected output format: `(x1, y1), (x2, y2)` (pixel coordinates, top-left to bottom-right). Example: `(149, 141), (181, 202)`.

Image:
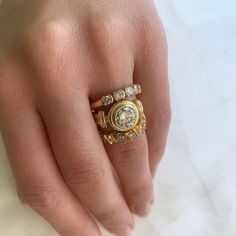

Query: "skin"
(0, 0), (171, 236)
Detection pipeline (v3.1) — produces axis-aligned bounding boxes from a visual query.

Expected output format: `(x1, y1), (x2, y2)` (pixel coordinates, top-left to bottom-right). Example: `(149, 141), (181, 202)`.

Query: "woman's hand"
(0, 0), (171, 235)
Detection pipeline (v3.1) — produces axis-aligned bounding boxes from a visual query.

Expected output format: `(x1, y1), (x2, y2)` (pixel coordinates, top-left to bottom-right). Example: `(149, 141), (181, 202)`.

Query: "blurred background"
(0, 0), (235, 235)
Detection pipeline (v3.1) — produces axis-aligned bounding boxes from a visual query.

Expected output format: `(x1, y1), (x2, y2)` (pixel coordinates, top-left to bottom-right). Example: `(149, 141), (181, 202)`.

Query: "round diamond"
(125, 86), (135, 96)
(127, 130), (138, 140)
(117, 133), (126, 143)
(113, 89), (125, 101)
(102, 95), (113, 105)
(115, 106), (138, 130)
(134, 84), (141, 94)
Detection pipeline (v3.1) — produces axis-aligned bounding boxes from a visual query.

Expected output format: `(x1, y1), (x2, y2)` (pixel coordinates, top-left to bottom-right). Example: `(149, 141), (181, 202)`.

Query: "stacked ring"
(90, 84), (141, 110)
(90, 84), (146, 144)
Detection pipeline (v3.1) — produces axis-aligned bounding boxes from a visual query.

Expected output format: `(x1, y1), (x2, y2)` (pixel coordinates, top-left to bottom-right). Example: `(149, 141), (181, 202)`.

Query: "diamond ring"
(90, 84), (141, 110)
(91, 85), (146, 144)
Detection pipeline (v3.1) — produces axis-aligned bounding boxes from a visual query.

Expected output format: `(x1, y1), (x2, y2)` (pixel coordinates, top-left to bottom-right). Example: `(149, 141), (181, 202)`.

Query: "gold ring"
(90, 84), (141, 109)
(90, 84), (146, 144)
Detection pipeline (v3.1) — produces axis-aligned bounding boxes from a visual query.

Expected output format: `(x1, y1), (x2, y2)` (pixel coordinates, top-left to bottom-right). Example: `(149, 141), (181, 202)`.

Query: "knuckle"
(65, 163), (107, 193)
(26, 20), (75, 70)
(28, 21), (70, 50)
(95, 15), (132, 67)
(19, 183), (62, 211)
(100, 15), (128, 38)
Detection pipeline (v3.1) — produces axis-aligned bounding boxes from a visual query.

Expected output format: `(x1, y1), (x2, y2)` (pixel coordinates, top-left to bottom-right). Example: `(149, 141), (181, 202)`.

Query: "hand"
(0, 0), (171, 235)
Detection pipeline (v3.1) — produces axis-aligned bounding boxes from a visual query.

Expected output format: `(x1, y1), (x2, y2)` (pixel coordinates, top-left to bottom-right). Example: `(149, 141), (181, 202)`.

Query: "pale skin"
(0, 0), (171, 236)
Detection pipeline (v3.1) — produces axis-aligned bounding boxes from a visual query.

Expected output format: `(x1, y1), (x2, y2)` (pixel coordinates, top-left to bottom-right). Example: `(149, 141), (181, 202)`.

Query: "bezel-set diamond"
(113, 89), (126, 101)
(108, 100), (139, 132)
(127, 130), (138, 141)
(117, 133), (126, 143)
(134, 84), (141, 94)
(125, 86), (135, 96)
(102, 94), (114, 106)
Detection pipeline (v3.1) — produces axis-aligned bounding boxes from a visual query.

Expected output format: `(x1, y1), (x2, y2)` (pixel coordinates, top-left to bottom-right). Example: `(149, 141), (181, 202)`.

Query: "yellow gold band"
(90, 84), (141, 109)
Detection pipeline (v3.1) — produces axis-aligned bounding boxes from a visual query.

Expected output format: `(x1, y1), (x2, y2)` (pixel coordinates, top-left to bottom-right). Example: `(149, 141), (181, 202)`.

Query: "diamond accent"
(140, 121), (147, 133)
(134, 84), (141, 94)
(117, 133), (126, 143)
(102, 94), (113, 106)
(113, 89), (125, 101)
(125, 86), (135, 96)
(127, 130), (138, 141)
(115, 106), (138, 130)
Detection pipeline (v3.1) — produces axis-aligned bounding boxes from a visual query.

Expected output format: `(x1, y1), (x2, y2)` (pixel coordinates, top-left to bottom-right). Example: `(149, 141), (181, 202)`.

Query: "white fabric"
(0, 0), (235, 235)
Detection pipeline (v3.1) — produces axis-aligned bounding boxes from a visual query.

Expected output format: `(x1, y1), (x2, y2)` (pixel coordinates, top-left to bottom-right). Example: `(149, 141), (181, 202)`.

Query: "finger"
(105, 133), (154, 217)
(0, 101), (101, 236)
(39, 93), (134, 236)
(133, 16), (171, 176)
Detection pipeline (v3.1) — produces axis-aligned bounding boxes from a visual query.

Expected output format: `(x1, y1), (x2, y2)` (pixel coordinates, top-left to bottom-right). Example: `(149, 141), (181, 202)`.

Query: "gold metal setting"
(91, 84), (146, 144)
(108, 100), (139, 132)
(90, 84), (142, 109)
(99, 113), (147, 144)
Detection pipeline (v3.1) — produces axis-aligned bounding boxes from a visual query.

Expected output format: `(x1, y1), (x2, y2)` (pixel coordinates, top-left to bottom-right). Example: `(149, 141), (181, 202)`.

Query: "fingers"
(39, 93), (134, 236)
(134, 17), (171, 176)
(0, 102), (101, 236)
(105, 134), (154, 217)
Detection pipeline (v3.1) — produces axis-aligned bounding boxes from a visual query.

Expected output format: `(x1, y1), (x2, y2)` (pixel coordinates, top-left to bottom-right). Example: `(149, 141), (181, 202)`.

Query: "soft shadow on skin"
(0, 0), (47, 59)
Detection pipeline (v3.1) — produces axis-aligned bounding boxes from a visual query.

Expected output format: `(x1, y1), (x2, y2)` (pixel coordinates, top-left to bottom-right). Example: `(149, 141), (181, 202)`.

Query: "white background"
(0, 0), (236, 235)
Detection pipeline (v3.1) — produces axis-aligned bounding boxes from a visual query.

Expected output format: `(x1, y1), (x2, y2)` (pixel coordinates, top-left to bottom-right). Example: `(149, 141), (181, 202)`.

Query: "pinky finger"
(134, 16), (171, 176)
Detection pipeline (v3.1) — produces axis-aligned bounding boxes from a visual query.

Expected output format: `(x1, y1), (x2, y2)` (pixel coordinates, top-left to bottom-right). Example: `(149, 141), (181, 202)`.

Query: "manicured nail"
(110, 225), (132, 236)
(134, 202), (152, 217)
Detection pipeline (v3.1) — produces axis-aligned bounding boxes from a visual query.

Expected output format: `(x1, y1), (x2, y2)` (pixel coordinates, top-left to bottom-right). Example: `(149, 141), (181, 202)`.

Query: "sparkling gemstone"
(125, 86), (135, 96)
(134, 84), (141, 94)
(117, 133), (126, 143)
(127, 130), (138, 140)
(113, 89), (126, 101)
(102, 94), (113, 106)
(140, 121), (147, 133)
(115, 106), (138, 130)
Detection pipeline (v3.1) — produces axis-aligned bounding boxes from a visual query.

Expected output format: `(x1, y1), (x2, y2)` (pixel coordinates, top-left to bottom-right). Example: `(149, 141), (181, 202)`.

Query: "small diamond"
(102, 94), (113, 106)
(113, 89), (126, 101)
(134, 84), (141, 94)
(127, 130), (138, 141)
(125, 86), (135, 96)
(140, 121), (147, 133)
(117, 133), (126, 143)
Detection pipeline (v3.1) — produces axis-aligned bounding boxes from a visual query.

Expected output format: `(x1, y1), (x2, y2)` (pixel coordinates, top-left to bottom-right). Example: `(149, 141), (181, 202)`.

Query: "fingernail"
(134, 202), (152, 217)
(110, 225), (132, 236)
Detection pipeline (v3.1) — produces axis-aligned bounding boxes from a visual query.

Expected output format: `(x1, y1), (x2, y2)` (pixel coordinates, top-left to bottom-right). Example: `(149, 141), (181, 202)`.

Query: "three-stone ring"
(90, 84), (147, 144)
